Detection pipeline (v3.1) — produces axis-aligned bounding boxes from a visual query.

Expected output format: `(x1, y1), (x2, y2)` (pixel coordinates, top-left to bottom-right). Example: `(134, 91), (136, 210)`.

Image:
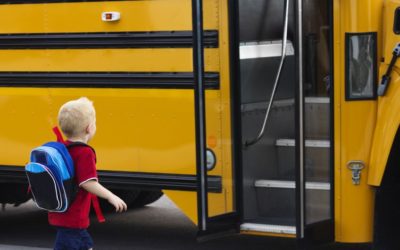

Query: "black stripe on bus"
(0, 166), (222, 193)
(98, 171), (222, 193)
(0, 72), (220, 89)
(0, 31), (218, 49)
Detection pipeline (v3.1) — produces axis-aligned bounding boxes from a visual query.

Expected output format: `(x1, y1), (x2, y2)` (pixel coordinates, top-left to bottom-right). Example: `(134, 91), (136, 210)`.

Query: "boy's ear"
(85, 124), (91, 134)
(86, 122), (95, 134)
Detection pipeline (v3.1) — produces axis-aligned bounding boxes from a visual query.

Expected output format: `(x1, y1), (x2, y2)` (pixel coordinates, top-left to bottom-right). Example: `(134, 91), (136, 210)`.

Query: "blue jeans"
(54, 227), (94, 250)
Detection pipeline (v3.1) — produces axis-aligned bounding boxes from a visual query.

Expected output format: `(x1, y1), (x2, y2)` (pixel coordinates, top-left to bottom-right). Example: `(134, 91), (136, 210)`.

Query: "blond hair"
(58, 97), (96, 138)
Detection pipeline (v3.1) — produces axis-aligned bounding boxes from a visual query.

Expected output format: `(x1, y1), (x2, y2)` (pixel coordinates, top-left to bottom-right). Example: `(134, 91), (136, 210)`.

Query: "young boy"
(49, 97), (127, 250)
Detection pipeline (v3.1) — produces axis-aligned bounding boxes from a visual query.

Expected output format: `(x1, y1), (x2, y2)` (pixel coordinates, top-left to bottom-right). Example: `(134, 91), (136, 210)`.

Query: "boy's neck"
(67, 136), (89, 144)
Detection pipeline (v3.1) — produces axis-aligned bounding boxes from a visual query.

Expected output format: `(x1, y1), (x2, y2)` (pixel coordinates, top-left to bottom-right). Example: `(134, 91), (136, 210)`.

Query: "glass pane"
(303, 0), (332, 225)
(347, 33), (376, 99)
(239, 0), (297, 229)
(394, 8), (400, 34)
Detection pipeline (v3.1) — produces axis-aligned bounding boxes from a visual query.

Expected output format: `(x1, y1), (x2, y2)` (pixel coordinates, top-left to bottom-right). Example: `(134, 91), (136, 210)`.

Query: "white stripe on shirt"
(79, 177), (98, 187)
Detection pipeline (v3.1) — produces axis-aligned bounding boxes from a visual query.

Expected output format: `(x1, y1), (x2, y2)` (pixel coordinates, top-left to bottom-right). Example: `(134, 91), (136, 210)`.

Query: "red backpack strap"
(91, 194), (105, 223)
(27, 185), (31, 196)
(52, 126), (65, 143)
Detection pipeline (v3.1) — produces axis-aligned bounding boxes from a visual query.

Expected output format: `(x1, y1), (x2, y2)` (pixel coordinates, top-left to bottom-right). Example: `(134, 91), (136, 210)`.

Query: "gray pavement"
(0, 245), (50, 250)
(0, 197), (371, 250)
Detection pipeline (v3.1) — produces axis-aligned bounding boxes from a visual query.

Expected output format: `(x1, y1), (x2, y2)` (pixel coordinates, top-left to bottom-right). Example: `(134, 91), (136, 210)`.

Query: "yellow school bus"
(0, 0), (398, 248)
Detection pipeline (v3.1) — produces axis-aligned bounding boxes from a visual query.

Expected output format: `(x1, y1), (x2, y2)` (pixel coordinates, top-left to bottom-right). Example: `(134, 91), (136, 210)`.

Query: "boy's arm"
(81, 180), (127, 212)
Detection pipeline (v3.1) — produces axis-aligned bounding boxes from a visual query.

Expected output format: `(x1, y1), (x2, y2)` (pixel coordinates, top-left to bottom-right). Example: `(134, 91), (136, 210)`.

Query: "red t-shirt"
(48, 141), (98, 229)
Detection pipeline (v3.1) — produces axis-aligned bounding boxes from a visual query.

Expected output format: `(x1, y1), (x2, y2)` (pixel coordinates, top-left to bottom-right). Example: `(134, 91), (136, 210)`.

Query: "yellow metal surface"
(0, 0), (234, 226)
(207, 0), (234, 217)
(369, 69), (400, 186)
(162, 0), (234, 222)
(163, 190), (198, 224)
(0, 88), (217, 175)
(0, 0), (218, 33)
(0, 49), (219, 72)
(368, 0), (400, 186)
(334, 0), (381, 243)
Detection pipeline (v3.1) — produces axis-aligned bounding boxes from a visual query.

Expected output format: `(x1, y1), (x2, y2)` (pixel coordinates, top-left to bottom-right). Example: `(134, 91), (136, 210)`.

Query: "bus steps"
(241, 93), (330, 231)
(276, 138), (330, 181)
(240, 222), (296, 235)
(253, 179), (331, 227)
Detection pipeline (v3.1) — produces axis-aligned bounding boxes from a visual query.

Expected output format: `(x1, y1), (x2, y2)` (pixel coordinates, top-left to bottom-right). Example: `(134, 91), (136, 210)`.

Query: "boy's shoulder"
(66, 141), (95, 153)
(66, 142), (96, 161)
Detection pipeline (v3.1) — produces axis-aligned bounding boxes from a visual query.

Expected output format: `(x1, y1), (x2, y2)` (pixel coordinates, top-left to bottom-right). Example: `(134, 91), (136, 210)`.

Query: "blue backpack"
(25, 141), (79, 212)
(25, 127), (105, 222)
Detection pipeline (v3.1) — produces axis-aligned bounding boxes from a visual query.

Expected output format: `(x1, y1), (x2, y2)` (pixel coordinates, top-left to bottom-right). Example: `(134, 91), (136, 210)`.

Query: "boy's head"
(58, 97), (96, 140)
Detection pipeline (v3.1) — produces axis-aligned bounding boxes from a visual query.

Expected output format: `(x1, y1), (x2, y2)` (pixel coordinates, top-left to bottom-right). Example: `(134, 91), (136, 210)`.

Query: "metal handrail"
(192, 0), (208, 232)
(245, 0), (290, 147)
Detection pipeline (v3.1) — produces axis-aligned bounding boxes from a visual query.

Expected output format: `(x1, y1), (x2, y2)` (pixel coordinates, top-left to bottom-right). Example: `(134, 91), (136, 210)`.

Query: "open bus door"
(296, 0), (334, 246)
(192, 0), (334, 245)
(237, 0), (334, 247)
(192, 0), (241, 239)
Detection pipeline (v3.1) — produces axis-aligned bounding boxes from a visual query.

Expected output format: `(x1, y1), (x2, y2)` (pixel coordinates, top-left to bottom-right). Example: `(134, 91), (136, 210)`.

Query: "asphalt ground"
(0, 197), (371, 250)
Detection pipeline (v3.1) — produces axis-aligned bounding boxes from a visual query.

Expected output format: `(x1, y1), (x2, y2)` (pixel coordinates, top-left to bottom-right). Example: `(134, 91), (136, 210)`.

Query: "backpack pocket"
(25, 162), (62, 211)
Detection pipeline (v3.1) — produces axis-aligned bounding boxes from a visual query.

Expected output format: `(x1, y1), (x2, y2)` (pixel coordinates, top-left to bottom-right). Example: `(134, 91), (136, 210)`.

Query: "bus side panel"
(368, 73), (400, 186)
(0, 0), (235, 225)
(0, 88), (220, 175)
(368, 0), (400, 187)
(0, 89), (54, 162)
(0, 0), (219, 33)
(334, 0), (381, 243)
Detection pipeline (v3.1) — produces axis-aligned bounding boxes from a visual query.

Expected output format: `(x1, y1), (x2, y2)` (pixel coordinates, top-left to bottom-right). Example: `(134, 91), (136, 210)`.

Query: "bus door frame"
(192, 0), (241, 239)
(296, 0), (334, 247)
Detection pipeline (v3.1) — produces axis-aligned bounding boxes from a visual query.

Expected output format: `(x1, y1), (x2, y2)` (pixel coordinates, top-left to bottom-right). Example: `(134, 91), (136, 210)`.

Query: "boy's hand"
(80, 180), (128, 212)
(107, 194), (128, 213)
